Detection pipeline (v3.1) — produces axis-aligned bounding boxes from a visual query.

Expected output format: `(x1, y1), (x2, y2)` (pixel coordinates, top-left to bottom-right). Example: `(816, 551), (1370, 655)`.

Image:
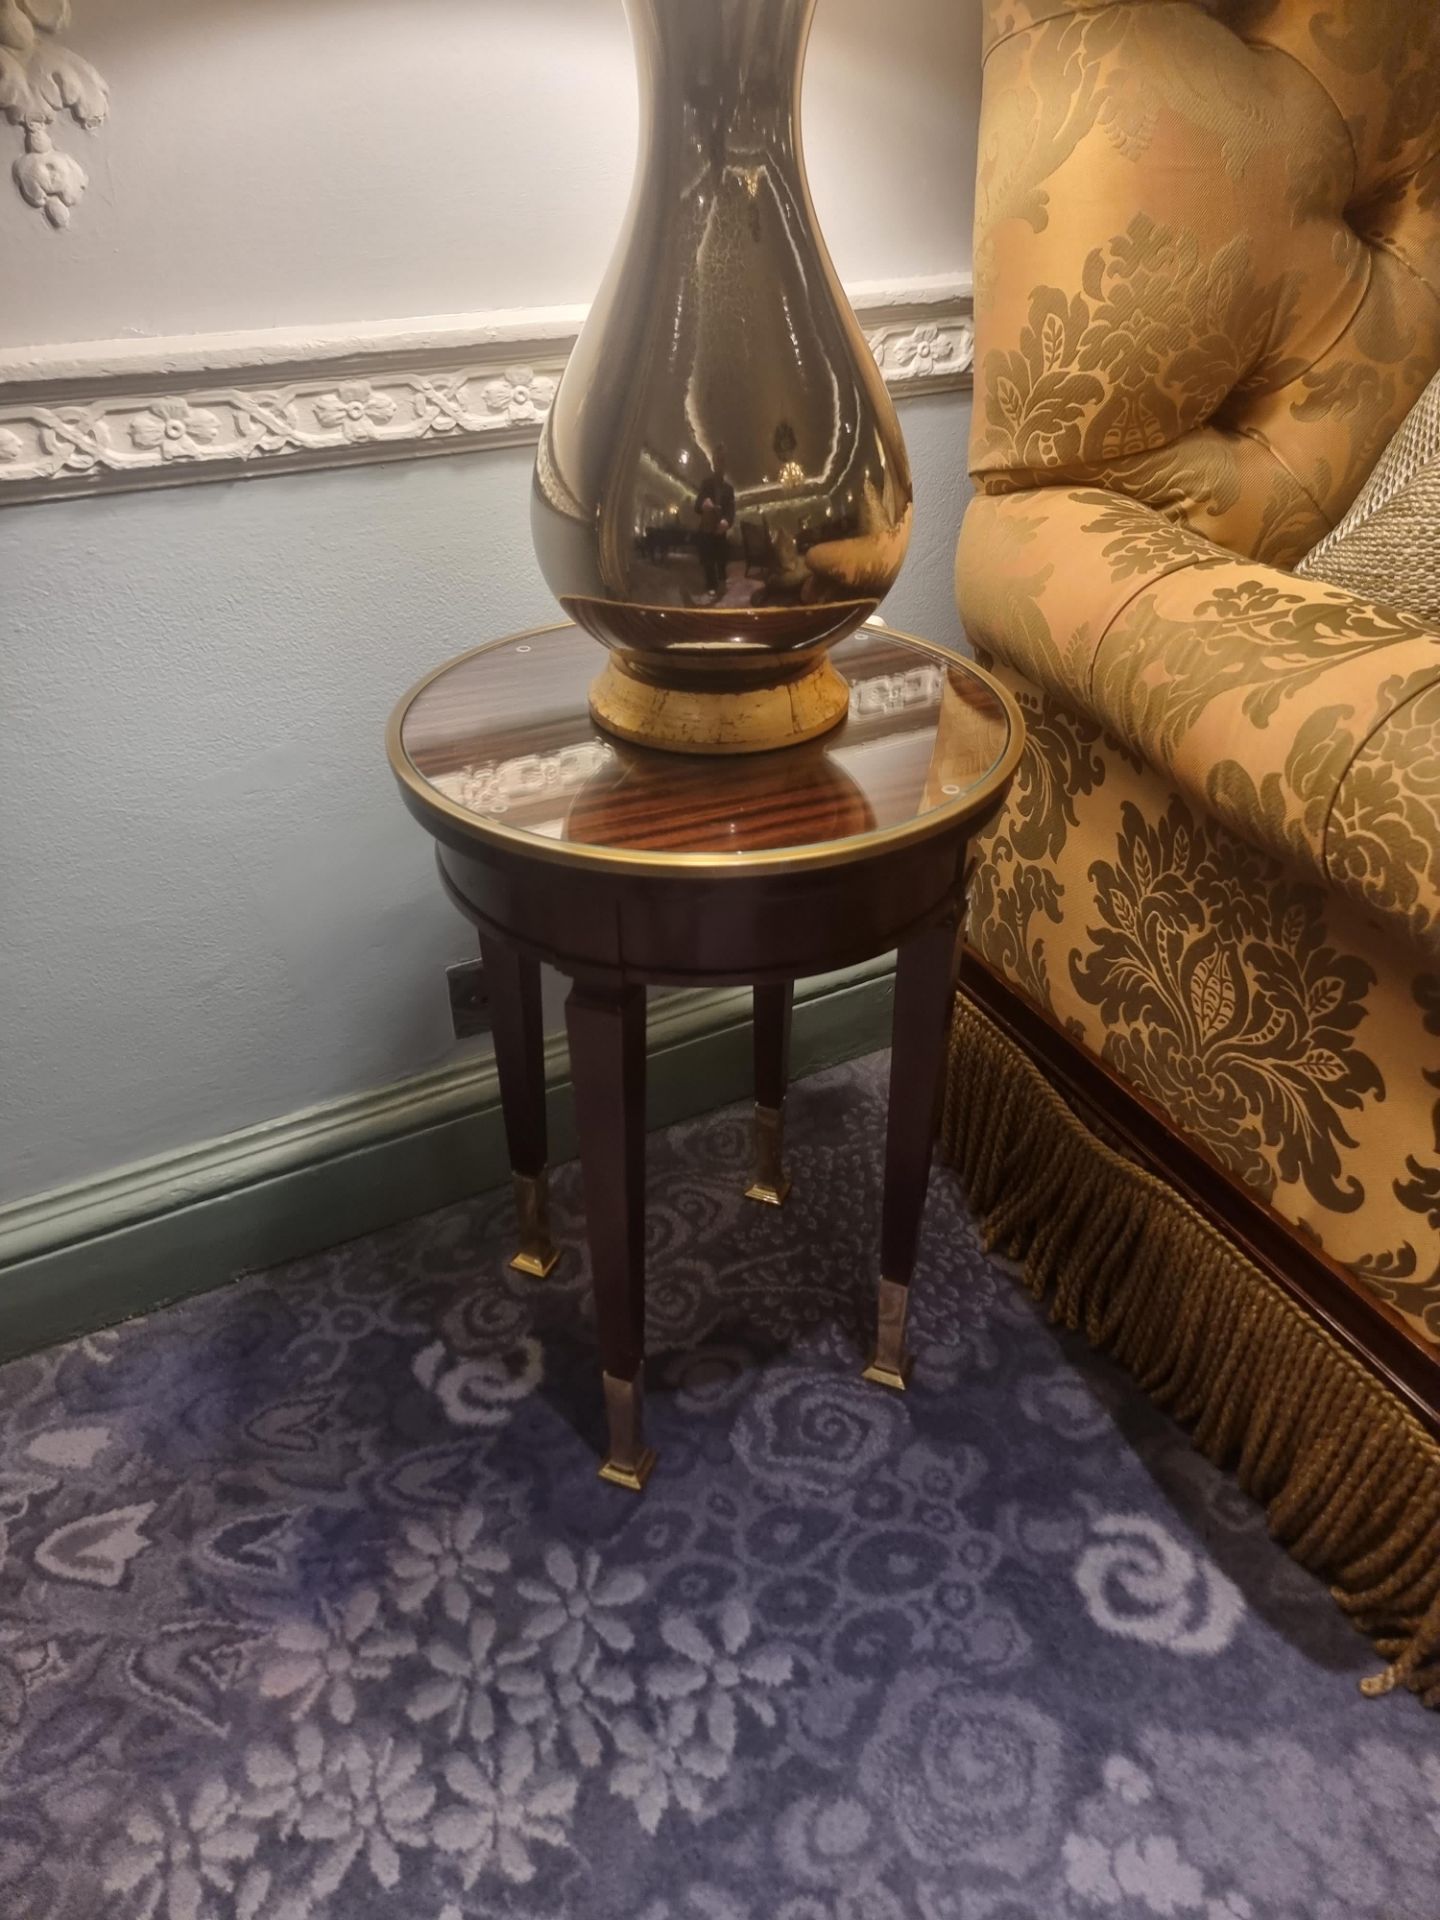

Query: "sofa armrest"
(956, 487), (1440, 952)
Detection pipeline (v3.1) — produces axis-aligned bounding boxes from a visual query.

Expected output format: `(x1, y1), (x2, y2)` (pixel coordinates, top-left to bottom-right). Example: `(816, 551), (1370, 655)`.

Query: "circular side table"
(387, 621), (1023, 1491)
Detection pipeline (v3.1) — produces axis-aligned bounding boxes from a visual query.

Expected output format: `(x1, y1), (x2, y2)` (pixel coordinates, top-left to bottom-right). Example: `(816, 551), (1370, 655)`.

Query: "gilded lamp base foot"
(597, 1370), (658, 1493)
(863, 1277), (914, 1392)
(589, 657), (850, 757)
(508, 1171), (560, 1279)
(744, 1102), (792, 1207)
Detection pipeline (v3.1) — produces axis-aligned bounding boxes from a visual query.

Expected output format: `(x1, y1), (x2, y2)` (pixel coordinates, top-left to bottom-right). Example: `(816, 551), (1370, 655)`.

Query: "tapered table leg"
(746, 981), (794, 1206)
(864, 913), (962, 1391)
(480, 934), (559, 1279)
(565, 977), (656, 1491)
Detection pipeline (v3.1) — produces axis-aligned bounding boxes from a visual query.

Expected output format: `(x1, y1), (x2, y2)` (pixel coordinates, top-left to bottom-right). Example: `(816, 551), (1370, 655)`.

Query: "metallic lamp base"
(508, 1171), (560, 1280)
(744, 1102), (792, 1207)
(589, 657), (850, 757)
(863, 1277), (914, 1393)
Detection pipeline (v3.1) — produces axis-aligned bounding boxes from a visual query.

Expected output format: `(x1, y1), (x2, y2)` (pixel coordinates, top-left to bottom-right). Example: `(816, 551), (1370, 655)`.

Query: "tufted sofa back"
(969, 0), (1440, 566)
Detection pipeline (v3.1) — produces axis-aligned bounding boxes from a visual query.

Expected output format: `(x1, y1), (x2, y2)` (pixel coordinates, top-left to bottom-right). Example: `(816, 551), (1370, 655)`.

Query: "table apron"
(435, 836), (972, 985)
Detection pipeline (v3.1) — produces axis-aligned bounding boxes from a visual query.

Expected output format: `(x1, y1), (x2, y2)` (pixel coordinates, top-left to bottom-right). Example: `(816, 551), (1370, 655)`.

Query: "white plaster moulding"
(0, 276), (974, 507)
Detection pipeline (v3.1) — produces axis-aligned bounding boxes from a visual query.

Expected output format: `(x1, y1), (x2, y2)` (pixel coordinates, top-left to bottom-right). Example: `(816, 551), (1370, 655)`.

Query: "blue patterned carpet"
(1, 1053), (1436, 1920)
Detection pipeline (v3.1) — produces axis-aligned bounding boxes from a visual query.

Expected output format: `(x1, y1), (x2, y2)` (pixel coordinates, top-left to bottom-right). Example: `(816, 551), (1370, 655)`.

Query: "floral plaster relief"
(0, 0), (108, 228)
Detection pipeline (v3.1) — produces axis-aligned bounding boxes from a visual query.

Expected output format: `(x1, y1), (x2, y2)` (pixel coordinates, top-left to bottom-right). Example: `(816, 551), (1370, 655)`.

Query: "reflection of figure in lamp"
(694, 446), (735, 599)
(751, 523), (818, 608)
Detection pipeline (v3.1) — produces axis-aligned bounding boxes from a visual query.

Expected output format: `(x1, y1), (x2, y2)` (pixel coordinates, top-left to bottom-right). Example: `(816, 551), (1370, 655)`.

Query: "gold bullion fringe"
(940, 987), (1440, 1709)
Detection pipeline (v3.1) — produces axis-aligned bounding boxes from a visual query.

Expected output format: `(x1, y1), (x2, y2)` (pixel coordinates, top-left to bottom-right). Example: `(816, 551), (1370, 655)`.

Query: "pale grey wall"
(4, 0), (979, 347)
(0, 392), (972, 1204)
(1, 0), (982, 1207)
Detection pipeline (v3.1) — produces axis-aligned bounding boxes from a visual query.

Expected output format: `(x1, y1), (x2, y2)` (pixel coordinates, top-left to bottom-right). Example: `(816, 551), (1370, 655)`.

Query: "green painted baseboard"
(0, 960), (894, 1364)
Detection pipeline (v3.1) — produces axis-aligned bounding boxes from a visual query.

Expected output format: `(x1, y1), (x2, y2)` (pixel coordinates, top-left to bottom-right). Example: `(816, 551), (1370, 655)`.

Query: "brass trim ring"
(385, 621), (1025, 881)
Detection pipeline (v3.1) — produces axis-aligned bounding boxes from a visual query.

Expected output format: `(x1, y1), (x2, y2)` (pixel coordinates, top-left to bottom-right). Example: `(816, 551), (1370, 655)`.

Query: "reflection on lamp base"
(588, 657), (850, 757)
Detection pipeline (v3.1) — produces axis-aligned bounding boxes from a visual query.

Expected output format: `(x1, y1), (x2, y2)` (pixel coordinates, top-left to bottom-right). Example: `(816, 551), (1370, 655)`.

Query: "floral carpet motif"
(0, 1055), (1436, 1920)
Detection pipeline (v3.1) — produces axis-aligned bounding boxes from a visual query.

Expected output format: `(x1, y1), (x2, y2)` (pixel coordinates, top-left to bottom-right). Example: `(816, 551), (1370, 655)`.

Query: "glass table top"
(391, 622), (1017, 871)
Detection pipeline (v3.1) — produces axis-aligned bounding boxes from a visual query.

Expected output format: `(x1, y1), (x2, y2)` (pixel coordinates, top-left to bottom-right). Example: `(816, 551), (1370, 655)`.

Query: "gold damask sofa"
(943, 0), (1440, 1703)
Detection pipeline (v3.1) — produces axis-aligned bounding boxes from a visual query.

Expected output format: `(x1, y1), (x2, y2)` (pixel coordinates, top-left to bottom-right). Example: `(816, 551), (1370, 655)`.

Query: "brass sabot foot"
(597, 1370), (657, 1493)
(508, 1170), (560, 1279)
(863, 1277), (914, 1392)
(862, 1355), (915, 1393)
(598, 1449), (659, 1493)
(744, 1102), (792, 1207)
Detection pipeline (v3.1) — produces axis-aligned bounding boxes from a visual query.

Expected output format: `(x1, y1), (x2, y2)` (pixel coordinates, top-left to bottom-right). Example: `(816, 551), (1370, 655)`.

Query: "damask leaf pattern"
(967, 678), (1108, 1010)
(973, 0), (1440, 559)
(964, 489), (1439, 966)
(1302, 1049), (1351, 1086)
(1236, 0), (1440, 179)
(1190, 945), (1237, 1044)
(1203, 712), (1352, 893)
(1359, 972), (1440, 1339)
(996, 376), (1027, 435)
(1075, 491), (1236, 579)
(1106, 887), (1138, 939)
(1070, 799), (1383, 1212)
(1307, 976), (1346, 1021)
(1327, 675), (1440, 954)
(1097, 578), (1430, 785)
(963, 0), (1439, 1335)
(980, 223), (1306, 495)
(965, 646), (1440, 1337)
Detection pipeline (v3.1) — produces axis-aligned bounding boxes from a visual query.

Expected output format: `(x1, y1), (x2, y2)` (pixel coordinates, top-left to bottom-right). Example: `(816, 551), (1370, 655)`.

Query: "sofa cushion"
(958, 488), (1440, 952)
(963, 652), (1440, 1348)
(971, 0), (1440, 566)
(1295, 373), (1440, 624)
